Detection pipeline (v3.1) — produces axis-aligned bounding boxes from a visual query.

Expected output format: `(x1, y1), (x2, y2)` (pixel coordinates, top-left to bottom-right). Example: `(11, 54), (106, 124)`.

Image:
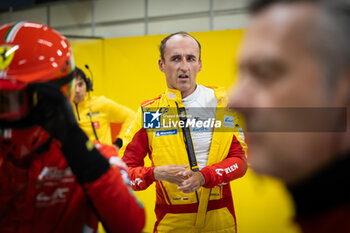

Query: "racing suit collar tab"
(165, 88), (182, 102)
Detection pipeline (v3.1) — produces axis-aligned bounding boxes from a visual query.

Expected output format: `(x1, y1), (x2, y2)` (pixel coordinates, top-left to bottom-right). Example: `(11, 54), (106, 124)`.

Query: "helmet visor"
(0, 80), (29, 120)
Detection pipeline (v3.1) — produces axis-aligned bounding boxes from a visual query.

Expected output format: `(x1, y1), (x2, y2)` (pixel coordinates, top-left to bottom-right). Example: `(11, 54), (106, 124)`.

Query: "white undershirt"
(182, 85), (218, 170)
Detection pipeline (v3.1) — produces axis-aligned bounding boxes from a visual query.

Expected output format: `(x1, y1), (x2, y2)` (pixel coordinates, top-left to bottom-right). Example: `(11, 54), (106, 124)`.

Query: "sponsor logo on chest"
(35, 166), (75, 207)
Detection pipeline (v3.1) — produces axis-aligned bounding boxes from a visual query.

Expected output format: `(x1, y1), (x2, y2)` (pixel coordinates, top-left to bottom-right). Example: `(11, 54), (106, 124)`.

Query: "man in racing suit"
(120, 32), (247, 233)
(0, 21), (145, 233)
(72, 67), (135, 147)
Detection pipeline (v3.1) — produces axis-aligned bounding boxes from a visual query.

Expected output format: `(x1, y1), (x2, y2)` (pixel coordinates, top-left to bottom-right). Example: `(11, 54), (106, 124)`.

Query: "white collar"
(182, 84), (200, 104)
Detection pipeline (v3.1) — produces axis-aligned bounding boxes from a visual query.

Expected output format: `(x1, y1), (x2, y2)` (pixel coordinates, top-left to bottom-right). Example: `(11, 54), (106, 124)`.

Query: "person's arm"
(119, 107), (156, 191)
(103, 97), (135, 142)
(120, 107), (188, 190)
(200, 134), (248, 188)
(29, 83), (145, 233)
(178, 134), (247, 193)
(57, 125), (145, 233)
(82, 143), (145, 233)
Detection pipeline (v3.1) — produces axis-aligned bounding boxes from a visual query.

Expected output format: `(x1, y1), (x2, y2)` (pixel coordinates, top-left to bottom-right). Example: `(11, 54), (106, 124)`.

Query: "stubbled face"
(73, 76), (87, 104)
(159, 35), (202, 98)
(228, 4), (343, 184)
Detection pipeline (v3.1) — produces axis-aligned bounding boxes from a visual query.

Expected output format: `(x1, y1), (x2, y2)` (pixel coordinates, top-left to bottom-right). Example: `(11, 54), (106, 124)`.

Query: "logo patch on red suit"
(93, 121), (100, 129)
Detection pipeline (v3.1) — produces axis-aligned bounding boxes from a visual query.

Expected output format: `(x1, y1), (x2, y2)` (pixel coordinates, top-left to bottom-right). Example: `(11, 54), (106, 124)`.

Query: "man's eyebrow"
(170, 54), (181, 59)
(169, 54), (197, 60)
(240, 58), (285, 70)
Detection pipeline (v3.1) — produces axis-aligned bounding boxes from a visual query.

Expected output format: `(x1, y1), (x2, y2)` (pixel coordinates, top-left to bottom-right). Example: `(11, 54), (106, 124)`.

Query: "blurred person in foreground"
(0, 21), (144, 233)
(72, 66), (135, 148)
(120, 32), (247, 233)
(229, 0), (350, 232)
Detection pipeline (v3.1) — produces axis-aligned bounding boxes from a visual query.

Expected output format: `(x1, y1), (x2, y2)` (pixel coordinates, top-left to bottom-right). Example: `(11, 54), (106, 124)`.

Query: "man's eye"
(242, 62), (286, 85)
(171, 57), (180, 61)
(187, 57), (195, 62)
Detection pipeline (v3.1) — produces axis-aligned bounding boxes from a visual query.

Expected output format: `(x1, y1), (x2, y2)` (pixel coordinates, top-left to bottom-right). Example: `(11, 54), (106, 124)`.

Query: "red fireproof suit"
(0, 140), (145, 233)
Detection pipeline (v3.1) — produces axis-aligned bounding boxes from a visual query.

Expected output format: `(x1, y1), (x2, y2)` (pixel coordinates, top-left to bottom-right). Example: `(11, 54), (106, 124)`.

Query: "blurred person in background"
(229, 0), (350, 232)
(72, 66), (135, 149)
(0, 21), (144, 233)
(120, 32), (247, 233)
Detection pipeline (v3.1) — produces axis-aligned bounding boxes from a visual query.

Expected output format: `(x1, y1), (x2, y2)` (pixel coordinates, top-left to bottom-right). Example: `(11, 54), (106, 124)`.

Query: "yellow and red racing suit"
(121, 87), (247, 233)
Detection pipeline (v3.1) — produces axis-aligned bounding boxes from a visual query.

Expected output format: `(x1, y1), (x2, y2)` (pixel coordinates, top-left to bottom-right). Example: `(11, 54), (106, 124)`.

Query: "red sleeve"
(83, 144), (145, 233)
(200, 135), (248, 188)
(122, 128), (155, 191)
(83, 169), (145, 233)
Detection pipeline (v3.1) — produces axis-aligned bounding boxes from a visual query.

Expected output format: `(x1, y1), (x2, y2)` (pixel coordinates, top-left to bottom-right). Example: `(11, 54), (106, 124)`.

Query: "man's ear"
(199, 59), (202, 72)
(158, 59), (165, 72)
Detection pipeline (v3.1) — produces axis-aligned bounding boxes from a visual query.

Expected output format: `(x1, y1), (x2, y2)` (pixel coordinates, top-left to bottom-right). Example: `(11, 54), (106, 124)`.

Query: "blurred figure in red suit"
(0, 21), (145, 233)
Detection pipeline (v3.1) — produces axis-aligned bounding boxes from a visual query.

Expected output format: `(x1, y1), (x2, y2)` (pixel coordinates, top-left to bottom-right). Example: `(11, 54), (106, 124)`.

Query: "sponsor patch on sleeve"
(223, 115), (235, 128)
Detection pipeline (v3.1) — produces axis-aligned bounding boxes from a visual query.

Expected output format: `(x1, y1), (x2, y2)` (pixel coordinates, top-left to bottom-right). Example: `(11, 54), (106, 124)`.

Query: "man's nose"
(179, 59), (190, 72)
(228, 82), (248, 109)
(228, 79), (257, 130)
(75, 85), (80, 93)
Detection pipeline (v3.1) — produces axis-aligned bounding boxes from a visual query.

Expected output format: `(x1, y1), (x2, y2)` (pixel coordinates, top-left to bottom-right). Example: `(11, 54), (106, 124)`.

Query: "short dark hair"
(159, 31), (201, 61)
(74, 67), (88, 84)
(249, 0), (316, 13)
(249, 0), (350, 93)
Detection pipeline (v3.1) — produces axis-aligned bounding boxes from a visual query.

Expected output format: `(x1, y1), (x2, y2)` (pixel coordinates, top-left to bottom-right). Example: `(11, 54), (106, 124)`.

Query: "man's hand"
(113, 138), (123, 151)
(28, 82), (77, 141)
(153, 165), (188, 185)
(28, 82), (110, 184)
(177, 170), (205, 193)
